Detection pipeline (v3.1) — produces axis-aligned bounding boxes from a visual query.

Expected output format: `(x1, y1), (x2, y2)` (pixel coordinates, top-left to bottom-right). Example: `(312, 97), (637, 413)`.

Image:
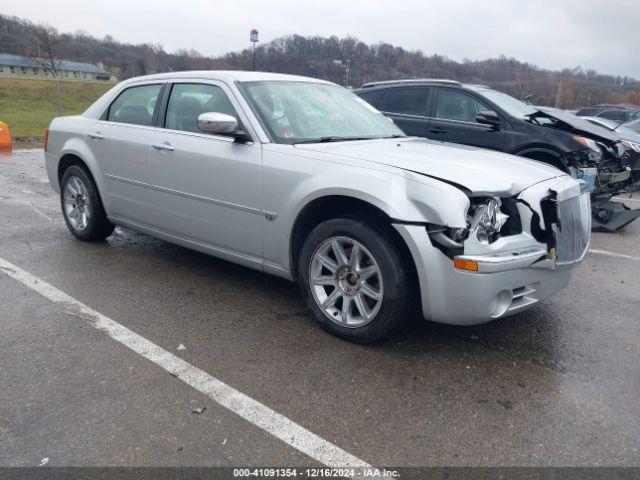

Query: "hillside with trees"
(2, 14), (639, 108)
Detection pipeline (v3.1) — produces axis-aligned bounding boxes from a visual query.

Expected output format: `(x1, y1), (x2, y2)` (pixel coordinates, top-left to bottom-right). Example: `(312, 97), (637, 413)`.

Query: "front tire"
(298, 218), (415, 343)
(60, 165), (114, 241)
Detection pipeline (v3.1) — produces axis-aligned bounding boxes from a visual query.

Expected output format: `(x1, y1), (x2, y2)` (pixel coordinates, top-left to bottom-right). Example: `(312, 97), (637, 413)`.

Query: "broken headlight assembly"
(468, 197), (510, 245)
(428, 197), (520, 258)
(573, 135), (601, 155)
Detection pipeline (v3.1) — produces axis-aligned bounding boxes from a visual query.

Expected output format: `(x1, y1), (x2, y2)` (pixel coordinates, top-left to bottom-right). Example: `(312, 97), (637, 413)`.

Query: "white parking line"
(0, 256), (370, 469)
(590, 248), (640, 262)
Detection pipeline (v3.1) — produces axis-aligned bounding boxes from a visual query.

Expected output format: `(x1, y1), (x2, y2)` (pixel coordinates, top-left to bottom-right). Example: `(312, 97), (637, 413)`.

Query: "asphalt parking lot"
(0, 149), (639, 470)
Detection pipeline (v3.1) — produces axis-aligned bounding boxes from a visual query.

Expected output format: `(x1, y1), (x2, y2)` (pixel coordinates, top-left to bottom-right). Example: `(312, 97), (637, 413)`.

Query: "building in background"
(0, 54), (112, 81)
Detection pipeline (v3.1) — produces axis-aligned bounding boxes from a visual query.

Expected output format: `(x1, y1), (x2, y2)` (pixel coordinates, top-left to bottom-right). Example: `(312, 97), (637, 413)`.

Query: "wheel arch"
(512, 145), (567, 171)
(288, 195), (420, 297)
(57, 150), (111, 218)
(55, 140), (109, 212)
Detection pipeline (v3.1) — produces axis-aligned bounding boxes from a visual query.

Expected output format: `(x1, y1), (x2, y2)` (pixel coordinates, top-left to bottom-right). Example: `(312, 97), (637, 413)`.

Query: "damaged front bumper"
(393, 176), (590, 326)
(394, 223), (576, 325)
(454, 246), (551, 273)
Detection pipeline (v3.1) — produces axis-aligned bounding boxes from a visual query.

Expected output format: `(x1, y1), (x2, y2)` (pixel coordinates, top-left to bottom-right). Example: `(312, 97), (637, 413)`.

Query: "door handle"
(152, 142), (175, 152)
(429, 127), (447, 134)
(88, 131), (103, 140)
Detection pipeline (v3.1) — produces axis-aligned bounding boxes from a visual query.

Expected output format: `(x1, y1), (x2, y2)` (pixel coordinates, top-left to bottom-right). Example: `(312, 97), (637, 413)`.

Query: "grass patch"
(0, 77), (115, 139)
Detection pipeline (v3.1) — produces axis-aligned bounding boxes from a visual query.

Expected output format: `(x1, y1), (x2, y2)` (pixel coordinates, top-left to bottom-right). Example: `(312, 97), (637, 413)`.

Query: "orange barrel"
(0, 121), (12, 148)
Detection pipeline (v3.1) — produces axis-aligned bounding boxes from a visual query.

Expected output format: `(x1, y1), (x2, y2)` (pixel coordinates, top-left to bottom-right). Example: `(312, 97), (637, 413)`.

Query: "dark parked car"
(576, 105), (640, 123)
(355, 79), (640, 231)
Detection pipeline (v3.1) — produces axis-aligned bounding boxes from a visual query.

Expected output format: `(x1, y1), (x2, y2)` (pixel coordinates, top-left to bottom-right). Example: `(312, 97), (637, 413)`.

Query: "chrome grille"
(555, 193), (590, 265)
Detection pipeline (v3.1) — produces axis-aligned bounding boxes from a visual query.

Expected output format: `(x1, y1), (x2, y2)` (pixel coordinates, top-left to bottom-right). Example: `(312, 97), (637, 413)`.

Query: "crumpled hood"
(531, 108), (620, 143)
(295, 137), (565, 195)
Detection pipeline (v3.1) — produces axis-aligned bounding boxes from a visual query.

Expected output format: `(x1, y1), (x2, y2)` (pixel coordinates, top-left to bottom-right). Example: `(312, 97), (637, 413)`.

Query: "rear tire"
(60, 165), (115, 241)
(298, 218), (415, 343)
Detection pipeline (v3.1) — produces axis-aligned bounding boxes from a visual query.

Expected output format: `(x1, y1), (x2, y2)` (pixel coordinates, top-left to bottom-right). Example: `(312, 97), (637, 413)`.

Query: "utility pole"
(250, 29), (259, 71)
(332, 59), (350, 88)
(514, 63), (523, 100)
(555, 77), (564, 108)
(345, 59), (350, 89)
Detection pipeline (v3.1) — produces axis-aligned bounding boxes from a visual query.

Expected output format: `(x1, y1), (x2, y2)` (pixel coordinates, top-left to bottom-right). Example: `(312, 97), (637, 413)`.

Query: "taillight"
(44, 129), (49, 152)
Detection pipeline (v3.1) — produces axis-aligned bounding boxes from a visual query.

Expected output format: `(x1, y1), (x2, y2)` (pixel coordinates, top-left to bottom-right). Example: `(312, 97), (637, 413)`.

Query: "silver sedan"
(45, 71), (590, 343)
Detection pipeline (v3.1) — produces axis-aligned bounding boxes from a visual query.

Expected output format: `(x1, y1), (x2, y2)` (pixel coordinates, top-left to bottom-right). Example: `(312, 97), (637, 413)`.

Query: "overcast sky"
(5, 0), (640, 78)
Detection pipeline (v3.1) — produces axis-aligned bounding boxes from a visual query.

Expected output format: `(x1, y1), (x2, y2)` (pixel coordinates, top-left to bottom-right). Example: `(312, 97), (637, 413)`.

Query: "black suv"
(355, 79), (640, 231)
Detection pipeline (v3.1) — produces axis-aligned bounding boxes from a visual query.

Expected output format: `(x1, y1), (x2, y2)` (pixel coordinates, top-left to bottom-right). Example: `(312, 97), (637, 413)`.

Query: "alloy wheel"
(309, 236), (384, 328)
(63, 176), (92, 232)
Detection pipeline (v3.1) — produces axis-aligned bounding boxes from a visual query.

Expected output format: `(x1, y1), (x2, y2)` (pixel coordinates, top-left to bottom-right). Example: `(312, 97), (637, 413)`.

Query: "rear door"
(428, 87), (506, 151)
(89, 82), (163, 222)
(148, 81), (263, 261)
(379, 87), (432, 137)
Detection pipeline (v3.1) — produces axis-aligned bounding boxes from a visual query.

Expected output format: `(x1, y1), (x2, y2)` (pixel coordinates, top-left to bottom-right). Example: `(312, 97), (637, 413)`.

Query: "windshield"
(472, 88), (537, 119)
(239, 81), (404, 144)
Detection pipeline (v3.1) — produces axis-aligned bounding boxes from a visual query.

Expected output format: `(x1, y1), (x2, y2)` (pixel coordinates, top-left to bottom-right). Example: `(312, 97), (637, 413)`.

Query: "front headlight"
(573, 135), (602, 154)
(621, 140), (640, 153)
(469, 198), (509, 245)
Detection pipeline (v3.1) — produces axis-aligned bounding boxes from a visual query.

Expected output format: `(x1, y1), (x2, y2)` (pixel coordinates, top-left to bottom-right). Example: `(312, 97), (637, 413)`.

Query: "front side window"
(107, 84), (162, 126)
(384, 88), (429, 116)
(240, 81), (403, 144)
(435, 89), (490, 123)
(471, 88), (536, 119)
(165, 83), (239, 134)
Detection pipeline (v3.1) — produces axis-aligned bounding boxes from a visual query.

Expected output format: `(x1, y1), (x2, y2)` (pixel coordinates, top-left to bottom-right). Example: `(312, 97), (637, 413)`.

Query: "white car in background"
(44, 71), (590, 343)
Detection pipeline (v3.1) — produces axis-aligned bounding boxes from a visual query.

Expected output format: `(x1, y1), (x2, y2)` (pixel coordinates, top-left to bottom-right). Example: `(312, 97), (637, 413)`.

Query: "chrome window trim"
(430, 117), (494, 127)
(151, 126), (248, 145)
(381, 111), (429, 121)
(95, 119), (158, 131)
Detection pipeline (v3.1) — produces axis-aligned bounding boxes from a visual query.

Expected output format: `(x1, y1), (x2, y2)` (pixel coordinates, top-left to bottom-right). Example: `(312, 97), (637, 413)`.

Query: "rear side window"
(165, 83), (239, 134)
(107, 84), (162, 126)
(383, 88), (428, 116)
(356, 90), (384, 108)
(435, 89), (489, 123)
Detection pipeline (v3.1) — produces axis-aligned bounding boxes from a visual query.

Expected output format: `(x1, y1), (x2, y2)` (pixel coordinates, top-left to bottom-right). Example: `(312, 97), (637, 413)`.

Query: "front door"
(428, 87), (505, 151)
(148, 82), (262, 260)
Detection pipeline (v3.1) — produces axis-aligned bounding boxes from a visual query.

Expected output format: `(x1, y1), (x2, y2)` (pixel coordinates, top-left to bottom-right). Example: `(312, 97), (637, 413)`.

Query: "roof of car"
(123, 70), (334, 85)
(359, 78), (462, 89)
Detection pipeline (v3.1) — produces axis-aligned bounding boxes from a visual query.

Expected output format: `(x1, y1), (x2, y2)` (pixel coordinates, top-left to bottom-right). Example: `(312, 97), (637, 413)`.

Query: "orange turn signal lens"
(454, 258), (479, 272)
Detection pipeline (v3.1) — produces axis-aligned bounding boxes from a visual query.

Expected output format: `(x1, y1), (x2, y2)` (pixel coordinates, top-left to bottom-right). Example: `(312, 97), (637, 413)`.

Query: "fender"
(57, 137), (110, 212)
(511, 144), (567, 170)
(261, 151), (471, 273)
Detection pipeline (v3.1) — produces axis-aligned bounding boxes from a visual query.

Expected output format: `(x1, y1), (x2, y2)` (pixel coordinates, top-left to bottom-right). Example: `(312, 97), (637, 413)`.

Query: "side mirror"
(476, 110), (501, 129)
(197, 112), (252, 142)
(197, 112), (238, 134)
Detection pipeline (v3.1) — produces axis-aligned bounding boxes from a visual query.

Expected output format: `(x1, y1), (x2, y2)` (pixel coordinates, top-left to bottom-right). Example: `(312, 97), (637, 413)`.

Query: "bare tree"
(27, 24), (63, 114)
